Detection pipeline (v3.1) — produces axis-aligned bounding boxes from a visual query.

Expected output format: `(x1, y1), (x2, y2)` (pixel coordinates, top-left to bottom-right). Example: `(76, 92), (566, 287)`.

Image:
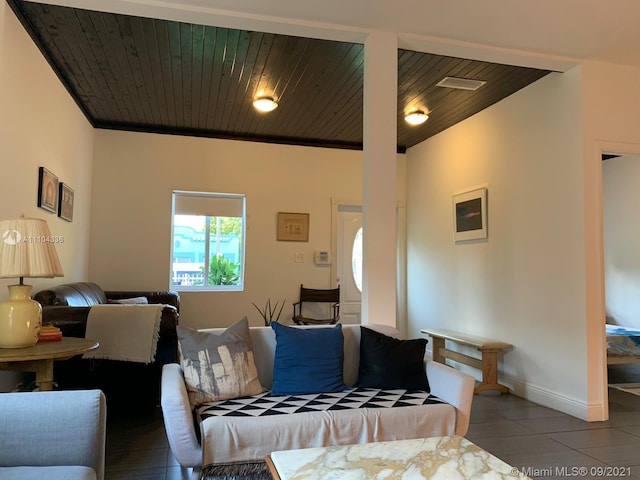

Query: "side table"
(0, 337), (99, 391)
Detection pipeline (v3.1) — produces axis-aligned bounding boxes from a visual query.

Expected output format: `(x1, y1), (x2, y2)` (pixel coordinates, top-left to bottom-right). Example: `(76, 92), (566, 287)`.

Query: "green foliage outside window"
(206, 254), (240, 285)
(210, 217), (241, 236)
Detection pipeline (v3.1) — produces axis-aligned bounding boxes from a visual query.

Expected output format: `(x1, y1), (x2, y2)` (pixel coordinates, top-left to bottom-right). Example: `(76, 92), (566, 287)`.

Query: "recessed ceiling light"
(404, 110), (429, 126)
(253, 96), (278, 112)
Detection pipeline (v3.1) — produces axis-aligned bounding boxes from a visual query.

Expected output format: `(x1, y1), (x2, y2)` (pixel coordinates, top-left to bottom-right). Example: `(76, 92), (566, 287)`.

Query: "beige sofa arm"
(426, 360), (475, 436)
(161, 363), (202, 469)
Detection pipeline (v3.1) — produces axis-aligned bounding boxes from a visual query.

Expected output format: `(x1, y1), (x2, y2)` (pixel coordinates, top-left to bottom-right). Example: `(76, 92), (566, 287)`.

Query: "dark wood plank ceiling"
(9, 0), (551, 152)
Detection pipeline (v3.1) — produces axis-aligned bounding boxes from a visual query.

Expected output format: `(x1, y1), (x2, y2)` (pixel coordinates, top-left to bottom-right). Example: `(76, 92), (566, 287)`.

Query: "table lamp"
(0, 217), (64, 348)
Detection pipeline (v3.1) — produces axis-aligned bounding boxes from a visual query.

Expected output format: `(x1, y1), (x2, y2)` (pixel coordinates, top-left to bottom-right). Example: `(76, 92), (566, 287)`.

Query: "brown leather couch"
(34, 282), (179, 409)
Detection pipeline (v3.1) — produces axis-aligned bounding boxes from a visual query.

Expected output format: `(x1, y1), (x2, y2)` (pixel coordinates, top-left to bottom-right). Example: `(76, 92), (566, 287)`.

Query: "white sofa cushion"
(198, 389), (456, 465)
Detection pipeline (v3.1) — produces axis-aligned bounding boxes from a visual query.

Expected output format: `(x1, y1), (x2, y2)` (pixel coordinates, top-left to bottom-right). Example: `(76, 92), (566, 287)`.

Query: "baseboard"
(425, 347), (606, 421)
(506, 376), (606, 421)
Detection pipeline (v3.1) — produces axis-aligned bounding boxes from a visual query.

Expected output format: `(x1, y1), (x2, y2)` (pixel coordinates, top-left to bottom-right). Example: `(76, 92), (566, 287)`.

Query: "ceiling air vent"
(436, 77), (486, 91)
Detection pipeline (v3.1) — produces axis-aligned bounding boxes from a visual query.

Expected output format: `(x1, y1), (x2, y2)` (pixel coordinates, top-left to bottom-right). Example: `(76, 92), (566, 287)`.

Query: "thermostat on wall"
(314, 251), (331, 265)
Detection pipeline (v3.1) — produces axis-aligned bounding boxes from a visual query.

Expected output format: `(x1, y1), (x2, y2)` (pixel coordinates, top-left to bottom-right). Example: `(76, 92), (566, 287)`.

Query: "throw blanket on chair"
(83, 304), (163, 364)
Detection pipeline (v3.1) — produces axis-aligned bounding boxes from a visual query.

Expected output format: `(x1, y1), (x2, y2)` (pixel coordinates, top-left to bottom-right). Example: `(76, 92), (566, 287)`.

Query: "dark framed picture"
(58, 182), (74, 222)
(453, 187), (487, 242)
(277, 212), (309, 242)
(37, 167), (59, 214)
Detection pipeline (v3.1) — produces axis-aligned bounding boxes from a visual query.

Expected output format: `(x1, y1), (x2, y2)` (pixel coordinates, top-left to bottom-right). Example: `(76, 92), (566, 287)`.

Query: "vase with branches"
(252, 299), (286, 326)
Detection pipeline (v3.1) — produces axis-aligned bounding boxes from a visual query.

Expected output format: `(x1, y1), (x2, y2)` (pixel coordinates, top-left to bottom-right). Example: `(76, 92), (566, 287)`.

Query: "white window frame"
(170, 190), (246, 292)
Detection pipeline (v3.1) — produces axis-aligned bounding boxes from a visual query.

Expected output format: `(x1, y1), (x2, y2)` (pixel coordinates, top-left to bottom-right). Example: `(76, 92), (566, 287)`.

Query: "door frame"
(331, 197), (407, 333)
(597, 140), (640, 419)
(330, 197), (361, 290)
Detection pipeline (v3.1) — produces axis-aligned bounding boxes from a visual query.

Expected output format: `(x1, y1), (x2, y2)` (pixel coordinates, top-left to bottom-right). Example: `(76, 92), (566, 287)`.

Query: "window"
(171, 191), (245, 291)
(352, 227), (363, 292)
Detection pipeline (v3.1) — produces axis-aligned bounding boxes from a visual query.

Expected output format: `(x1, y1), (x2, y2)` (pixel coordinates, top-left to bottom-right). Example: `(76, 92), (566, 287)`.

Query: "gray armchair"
(0, 389), (106, 480)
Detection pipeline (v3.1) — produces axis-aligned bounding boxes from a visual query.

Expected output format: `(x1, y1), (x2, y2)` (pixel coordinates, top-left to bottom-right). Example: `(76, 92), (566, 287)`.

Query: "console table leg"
(431, 337), (446, 364)
(475, 349), (509, 394)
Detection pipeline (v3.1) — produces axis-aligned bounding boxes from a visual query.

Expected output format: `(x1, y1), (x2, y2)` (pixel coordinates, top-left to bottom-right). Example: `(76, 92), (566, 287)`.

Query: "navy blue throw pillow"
(271, 322), (346, 395)
(356, 326), (430, 392)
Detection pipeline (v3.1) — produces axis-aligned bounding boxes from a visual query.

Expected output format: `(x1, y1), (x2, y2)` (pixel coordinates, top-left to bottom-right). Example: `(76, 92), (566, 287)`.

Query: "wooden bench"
(421, 328), (513, 394)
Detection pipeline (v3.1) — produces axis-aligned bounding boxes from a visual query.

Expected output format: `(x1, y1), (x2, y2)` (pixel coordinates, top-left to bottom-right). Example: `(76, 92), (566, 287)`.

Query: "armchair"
(0, 389), (106, 480)
(33, 282), (180, 407)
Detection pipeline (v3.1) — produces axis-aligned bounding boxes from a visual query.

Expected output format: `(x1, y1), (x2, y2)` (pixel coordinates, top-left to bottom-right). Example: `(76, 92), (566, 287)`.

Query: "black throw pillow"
(356, 326), (430, 392)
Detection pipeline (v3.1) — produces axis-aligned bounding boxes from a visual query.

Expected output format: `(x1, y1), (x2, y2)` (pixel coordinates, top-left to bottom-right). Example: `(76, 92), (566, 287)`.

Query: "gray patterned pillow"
(177, 317), (264, 405)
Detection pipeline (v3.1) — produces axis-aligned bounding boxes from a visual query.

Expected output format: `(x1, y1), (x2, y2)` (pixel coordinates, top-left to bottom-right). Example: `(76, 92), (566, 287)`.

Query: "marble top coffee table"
(266, 435), (530, 479)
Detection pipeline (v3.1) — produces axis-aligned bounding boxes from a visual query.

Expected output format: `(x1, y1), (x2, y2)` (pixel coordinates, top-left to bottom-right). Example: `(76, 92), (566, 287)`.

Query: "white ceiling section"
(26, 0), (640, 71)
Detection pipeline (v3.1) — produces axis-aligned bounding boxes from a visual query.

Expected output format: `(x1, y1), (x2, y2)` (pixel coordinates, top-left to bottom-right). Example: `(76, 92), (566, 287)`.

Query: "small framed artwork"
(277, 212), (309, 242)
(37, 167), (59, 214)
(58, 182), (74, 222)
(453, 187), (487, 242)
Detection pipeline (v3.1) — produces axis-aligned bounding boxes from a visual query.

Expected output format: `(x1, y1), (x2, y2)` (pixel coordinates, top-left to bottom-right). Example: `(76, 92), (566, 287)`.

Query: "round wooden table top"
(0, 337), (99, 362)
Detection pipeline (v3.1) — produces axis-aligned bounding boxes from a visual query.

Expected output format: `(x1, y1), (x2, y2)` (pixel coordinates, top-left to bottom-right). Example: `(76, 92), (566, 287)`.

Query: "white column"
(362, 31), (397, 327)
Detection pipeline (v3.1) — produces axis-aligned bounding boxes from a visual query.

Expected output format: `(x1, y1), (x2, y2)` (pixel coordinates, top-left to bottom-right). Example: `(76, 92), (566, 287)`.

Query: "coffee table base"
(265, 456), (281, 480)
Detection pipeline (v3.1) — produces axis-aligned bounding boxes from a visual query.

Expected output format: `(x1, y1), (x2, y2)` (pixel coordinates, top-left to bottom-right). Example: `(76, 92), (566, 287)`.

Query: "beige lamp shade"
(0, 218), (64, 279)
(0, 218), (64, 348)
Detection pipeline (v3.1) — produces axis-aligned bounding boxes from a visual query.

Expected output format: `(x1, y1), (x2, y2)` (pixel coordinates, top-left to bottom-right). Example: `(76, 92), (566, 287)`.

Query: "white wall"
(0, 4), (94, 390)
(91, 130), (405, 329)
(603, 155), (640, 328)
(406, 70), (591, 418)
(580, 61), (640, 415)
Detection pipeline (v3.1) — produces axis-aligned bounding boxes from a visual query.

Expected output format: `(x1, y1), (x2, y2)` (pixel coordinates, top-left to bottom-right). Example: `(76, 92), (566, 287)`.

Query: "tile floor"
(105, 387), (640, 480)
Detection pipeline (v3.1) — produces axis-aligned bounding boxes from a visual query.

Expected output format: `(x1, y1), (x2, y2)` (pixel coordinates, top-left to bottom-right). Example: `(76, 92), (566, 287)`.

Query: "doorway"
(336, 205), (362, 324)
(602, 153), (640, 390)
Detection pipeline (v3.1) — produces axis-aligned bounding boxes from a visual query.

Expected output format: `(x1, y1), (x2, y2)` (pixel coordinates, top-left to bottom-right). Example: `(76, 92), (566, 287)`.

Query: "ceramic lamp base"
(0, 284), (42, 348)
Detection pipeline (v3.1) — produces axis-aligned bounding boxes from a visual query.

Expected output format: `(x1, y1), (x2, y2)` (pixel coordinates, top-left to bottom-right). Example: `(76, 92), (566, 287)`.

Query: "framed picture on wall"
(453, 187), (487, 242)
(37, 167), (59, 214)
(58, 182), (74, 222)
(277, 212), (309, 242)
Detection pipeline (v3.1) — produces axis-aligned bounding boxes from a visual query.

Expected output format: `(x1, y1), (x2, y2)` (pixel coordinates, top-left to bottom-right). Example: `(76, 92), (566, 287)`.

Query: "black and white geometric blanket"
(197, 388), (444, 420)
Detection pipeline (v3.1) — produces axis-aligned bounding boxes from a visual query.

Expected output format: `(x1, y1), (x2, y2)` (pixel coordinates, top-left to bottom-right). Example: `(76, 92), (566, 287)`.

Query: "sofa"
(0, 389), (106, 480)
(34, 282), (179, 407)
(161, 323), (475, 477)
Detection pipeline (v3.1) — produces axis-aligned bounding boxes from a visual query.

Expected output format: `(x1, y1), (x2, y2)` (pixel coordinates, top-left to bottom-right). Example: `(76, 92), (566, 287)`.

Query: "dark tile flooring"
(105, 386), (640, 480)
